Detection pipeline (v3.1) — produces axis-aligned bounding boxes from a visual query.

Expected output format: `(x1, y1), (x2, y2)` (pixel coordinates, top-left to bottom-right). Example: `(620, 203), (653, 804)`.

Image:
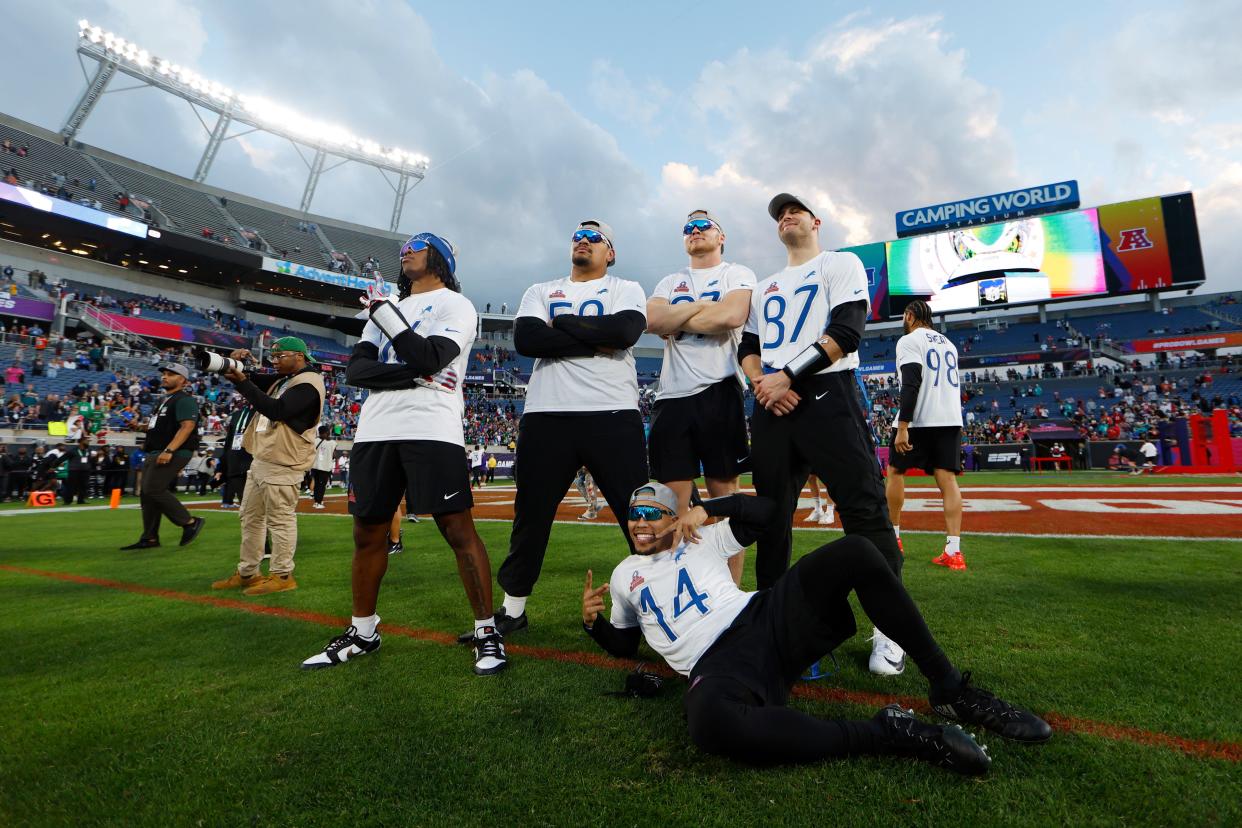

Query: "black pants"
(104, 470), (126, 495)
(63, 471), (88, 505)
(311, 469), (331, 504)
(9, 471), (30, 499)
(498, 411), (649, 598)
(139, 454), (191, 541)
(223, 473), (248, 506)
(684, 536), (958, 764)
(750, 371), (901, 589)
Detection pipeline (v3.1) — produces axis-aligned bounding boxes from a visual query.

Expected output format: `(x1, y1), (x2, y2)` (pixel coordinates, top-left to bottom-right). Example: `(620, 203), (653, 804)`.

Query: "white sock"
(946, 536), (961, 555)
(352, 614), (379, 638)
(476, 615), (495, 635)
(502, 594), (527, 617)
(893, 525), (901, 538)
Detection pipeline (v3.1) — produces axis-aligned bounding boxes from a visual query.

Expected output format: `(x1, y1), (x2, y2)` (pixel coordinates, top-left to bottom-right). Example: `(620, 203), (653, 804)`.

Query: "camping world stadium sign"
(896, 181), (1080, 238)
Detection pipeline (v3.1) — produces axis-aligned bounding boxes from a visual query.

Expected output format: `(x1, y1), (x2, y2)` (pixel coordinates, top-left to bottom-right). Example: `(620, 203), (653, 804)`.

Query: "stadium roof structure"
(63, 20), (428, 232)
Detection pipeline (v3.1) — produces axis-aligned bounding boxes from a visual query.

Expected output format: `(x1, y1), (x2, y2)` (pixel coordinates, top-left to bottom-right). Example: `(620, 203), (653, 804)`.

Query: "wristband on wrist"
(781, 340), (833, 380)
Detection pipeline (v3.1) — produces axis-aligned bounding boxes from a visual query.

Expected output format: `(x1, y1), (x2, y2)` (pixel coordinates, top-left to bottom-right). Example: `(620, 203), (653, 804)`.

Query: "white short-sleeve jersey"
(895, 327), (964, 427)
(744, 251), (868, 374)
(607, 521), (756, 677)
(353, 287), (477, 445)
(652, 262), (756, 401)
(517, 274), (646, 413)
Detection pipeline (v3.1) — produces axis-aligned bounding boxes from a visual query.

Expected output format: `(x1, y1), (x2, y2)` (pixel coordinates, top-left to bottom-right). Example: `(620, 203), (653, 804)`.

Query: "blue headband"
(404, 232), (456, 276)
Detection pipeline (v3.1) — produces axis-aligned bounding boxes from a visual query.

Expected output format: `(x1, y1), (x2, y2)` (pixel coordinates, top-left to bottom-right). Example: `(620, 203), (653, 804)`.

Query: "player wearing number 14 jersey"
(581, 483), (1050, 774)
(885, 300), (967, 570)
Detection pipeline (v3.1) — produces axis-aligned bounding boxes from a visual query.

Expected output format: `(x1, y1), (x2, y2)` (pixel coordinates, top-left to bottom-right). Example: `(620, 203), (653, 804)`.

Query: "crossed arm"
(514, 310), (646, 358)
(645, 290), (750, 337)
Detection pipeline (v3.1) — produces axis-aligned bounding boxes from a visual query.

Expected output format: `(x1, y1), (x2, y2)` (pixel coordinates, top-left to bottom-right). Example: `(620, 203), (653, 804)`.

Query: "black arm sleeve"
(388, 330), (461, 375)
(738, 331), (761, 364)
(700, 493), (777, 548)
(513, 316), (597, 358)
(233, 380), (321, 434)
(585, 615), (642, 659)
(551, 310), (645, 349)
(823, 300), (867, 356)
(345, 342), (417, 390)
(898, 363), (923, 423)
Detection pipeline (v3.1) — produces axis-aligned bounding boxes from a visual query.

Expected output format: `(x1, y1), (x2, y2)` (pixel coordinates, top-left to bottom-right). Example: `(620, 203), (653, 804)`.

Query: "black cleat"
(932, 672), (1053, 743)
(457, 608), (528, 644)
(300, 625), (382, 670)
(875, 704), (991, 776)
(120, 538), (160, 551)
(388, 533), (404, 556)
(179, 517), (206, 547)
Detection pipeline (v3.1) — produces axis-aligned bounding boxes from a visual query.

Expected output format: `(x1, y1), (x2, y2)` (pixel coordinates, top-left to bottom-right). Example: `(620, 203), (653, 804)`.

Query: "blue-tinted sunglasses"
(628, 505), (674, 522)
(683, 219), (717, 235)
(572, 229), (607, 245)
(400, 238), (430, 256)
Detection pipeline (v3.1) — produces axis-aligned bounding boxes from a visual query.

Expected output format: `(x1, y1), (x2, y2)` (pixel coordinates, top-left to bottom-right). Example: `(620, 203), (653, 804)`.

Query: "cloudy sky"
(2, 1), (1239, 307)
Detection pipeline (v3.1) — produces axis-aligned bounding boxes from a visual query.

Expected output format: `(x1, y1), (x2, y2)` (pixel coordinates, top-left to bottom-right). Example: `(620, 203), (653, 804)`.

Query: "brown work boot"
(211, 570), (263, 590)
(243, 573), (298, 596)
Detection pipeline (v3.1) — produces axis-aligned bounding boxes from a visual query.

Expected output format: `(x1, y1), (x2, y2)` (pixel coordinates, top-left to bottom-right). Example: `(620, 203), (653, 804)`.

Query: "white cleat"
(869, 627), (906, 676)
(805, 507), (823, 524)
(818, 507), (835, 525)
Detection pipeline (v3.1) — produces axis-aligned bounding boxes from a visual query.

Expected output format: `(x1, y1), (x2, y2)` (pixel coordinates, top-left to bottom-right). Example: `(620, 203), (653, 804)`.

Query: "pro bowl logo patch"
(674, 281), (690, 293)
(549, 289), (566, 298)
(764, 282), (779, 294)
(629, 571), (645, 592)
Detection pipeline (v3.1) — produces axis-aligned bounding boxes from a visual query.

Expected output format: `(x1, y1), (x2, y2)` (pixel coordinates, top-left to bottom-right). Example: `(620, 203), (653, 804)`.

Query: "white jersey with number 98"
(895, 327), (964, 427)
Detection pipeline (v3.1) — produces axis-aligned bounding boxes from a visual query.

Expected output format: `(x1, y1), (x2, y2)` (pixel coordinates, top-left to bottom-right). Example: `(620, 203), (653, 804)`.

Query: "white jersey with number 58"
(607, 522), (755, 676)
(895, 327), (963, 427)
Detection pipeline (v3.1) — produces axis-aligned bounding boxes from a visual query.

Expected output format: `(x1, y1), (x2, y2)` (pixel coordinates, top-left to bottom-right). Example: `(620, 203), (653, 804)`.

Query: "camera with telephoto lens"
(195, 348), (246, 375)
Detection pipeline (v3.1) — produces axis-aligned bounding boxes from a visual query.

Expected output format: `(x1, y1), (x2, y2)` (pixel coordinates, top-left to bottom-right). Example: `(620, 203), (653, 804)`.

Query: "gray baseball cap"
(161, 362), (191, 379)
(629, 482), (679, 514)
(576, 219), (616, 266)
(768, 193), (816, 221)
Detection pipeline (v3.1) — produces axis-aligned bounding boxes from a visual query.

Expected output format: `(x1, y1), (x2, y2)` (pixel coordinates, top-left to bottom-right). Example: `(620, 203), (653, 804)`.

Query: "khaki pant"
(238, 462), (301, 576)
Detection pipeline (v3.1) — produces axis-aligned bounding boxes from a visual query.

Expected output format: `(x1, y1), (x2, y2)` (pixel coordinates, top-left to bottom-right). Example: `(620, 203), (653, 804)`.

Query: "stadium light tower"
(63, 20), (429, 231)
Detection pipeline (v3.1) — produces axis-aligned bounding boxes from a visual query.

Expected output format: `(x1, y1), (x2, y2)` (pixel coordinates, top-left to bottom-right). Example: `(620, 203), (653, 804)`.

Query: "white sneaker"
(805, 507), (823, 523)
(577, 510), (598, 521)
(818, 507), (835, 525)
(869, 627), (906, 676)
(313, 502), (325, 510)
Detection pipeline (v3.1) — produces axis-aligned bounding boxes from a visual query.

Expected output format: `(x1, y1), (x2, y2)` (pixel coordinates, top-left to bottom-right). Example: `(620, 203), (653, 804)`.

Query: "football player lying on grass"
(581, 483), (1051, 775)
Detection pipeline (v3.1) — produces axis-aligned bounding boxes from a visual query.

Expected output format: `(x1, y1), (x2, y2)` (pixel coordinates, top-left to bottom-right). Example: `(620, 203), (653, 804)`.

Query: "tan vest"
(242, 371), (325, 483)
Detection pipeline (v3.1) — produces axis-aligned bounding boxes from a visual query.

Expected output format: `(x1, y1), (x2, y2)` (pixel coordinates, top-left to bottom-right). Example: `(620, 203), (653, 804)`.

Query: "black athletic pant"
(311, 469), (331, 504)
(750, 370), (901, 589)
(498, 411), (649, 598)
(139, 454), (192, 541)
(684, 535), (959, 764)
(63, 471), (88, 505)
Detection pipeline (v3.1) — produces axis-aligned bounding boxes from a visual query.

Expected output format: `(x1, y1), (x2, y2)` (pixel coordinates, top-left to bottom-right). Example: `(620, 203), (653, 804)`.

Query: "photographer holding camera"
(209, 338), (325, 596)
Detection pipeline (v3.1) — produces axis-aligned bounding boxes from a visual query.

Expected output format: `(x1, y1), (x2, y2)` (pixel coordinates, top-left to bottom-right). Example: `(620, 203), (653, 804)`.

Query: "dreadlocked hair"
(906, 299), (933, 329)
(398, 244), (460, 299)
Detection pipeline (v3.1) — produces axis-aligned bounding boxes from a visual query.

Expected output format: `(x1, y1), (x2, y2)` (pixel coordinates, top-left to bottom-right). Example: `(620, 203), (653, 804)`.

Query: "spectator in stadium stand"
(210, 338), (324, 596)
(484, 219), (649, 640)
(119, 363), (206, 551)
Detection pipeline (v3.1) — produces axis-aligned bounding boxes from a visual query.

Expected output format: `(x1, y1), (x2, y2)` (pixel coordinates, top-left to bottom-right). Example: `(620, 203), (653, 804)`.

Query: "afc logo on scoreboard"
(1116, 227), (1155, 252)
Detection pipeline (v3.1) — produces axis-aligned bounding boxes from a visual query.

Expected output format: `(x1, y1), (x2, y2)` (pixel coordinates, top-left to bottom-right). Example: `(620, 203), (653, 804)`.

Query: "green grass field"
(2, 499), (1240, 826)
